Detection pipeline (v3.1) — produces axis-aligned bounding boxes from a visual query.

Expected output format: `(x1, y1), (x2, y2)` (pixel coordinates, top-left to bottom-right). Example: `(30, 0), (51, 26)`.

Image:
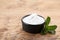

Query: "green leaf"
(40, 28), (48, 35)
(45, 16), (51, 26)
(48, 30), (56, 34)
(47, 25), (57, 31)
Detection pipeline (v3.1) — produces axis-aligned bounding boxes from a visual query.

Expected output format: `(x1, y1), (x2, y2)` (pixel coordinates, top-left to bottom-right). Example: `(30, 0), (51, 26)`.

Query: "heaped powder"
(23, 13), (45, 25)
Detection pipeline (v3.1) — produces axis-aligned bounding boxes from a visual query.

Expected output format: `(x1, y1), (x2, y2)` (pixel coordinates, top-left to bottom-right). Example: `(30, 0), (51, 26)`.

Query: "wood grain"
(0, 0), (60, 40)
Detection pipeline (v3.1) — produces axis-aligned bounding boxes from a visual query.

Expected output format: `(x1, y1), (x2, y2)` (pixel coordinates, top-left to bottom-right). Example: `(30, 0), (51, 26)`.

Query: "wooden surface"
(0, 0), (60, 40)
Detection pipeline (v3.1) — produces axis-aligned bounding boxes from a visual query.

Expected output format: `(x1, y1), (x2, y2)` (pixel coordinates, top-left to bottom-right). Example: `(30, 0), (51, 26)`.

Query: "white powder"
(23, 13), (45, 25)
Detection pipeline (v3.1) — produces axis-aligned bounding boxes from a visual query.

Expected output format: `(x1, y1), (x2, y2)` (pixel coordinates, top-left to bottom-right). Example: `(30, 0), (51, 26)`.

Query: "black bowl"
(21, 14), (45, 34)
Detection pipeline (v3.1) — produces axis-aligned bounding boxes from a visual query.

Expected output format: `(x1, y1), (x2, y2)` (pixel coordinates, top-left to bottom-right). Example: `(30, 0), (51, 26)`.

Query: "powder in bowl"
(23, 13), (45, 25)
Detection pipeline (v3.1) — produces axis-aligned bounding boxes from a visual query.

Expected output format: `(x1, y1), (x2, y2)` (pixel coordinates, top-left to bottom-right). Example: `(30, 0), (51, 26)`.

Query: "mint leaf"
(48, 30), (56, 34)
(45, 16), (51, 26)
(47, 25), (57, 31)
(40, 28), (48, 35)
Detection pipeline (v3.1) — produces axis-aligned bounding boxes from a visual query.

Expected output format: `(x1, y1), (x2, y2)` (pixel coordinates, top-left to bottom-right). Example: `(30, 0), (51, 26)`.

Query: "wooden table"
(0, 0), (60, 40)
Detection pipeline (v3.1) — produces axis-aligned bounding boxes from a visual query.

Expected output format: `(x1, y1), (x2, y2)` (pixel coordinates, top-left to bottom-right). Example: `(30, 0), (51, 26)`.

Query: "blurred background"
(0, 0), (60, 40)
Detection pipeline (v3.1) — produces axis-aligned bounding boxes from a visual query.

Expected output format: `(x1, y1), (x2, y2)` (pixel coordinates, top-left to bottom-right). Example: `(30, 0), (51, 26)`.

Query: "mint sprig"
(45, 16), (50, 26)
(41, 16), (57, 35)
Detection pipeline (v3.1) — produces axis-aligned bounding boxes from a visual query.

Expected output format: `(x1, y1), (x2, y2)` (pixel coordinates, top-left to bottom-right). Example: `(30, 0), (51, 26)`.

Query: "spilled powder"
(23, 13), (45, 25)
